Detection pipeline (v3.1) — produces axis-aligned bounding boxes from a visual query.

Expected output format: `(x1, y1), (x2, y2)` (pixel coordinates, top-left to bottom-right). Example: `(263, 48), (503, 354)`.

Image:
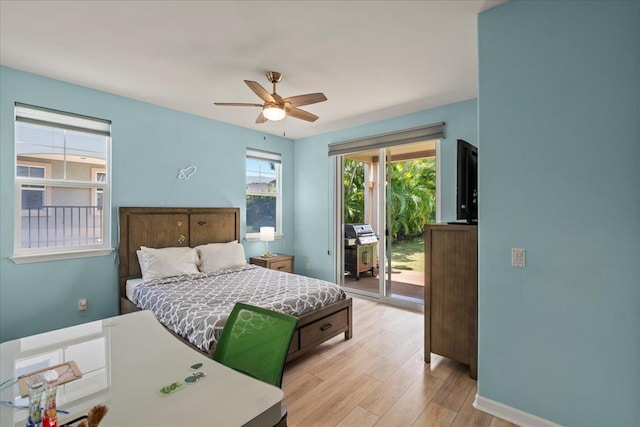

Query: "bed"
(118, 207), (352, 360)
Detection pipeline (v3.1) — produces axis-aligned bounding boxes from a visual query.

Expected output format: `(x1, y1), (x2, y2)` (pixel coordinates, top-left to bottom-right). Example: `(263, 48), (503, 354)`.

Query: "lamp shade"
(262, 106), (286, 121)
(259, 226), (275, 242)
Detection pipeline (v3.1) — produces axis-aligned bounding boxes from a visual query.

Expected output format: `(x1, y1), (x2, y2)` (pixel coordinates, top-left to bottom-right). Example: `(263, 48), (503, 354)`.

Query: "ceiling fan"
(214, 71), (327, 123)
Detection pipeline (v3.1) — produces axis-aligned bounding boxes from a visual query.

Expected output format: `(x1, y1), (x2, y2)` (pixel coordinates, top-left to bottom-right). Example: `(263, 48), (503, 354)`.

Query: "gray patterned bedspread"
(131, 264), (346, 352)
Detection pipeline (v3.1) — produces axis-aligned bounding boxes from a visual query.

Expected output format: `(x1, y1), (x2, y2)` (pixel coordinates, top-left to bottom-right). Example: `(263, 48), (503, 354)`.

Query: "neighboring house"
(246, 180), (275, 194)
(17, 155), (105, 249)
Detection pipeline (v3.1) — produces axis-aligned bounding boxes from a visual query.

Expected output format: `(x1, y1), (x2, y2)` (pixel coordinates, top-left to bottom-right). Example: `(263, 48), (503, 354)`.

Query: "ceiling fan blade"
(255, 111), (267, 124)
(287, 107), (319, 122)
(214, 102), (263, 107)
(284, 93), (327, 107)
(244, 80), (275, 103)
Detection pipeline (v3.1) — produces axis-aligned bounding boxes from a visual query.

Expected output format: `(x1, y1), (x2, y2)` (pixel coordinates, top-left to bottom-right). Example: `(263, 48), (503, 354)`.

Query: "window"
(13, 103), (112, 262)
(91, 168), (106, 211)
(245, 149), (281, 238)
(17, 163), (48, 210)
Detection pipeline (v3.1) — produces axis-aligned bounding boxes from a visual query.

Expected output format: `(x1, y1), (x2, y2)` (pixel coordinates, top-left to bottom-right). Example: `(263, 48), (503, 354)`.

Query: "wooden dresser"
(250, 254), (294, 273)
(424, 224), (478, 379)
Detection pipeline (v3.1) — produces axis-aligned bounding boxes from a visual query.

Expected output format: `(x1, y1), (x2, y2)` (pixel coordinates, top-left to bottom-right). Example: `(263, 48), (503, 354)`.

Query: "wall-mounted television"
(456, 139), (478, 224)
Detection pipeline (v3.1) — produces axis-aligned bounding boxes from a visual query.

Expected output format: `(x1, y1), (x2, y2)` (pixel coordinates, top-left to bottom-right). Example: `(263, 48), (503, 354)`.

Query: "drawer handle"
(320, 323), (333, 331)
(277, 265), (286, 270)
(197, 221), (207, 226)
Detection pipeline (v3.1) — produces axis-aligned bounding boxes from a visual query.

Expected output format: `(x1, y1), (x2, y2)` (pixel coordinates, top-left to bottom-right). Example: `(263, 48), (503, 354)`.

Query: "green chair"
(213, 302), (298, 426)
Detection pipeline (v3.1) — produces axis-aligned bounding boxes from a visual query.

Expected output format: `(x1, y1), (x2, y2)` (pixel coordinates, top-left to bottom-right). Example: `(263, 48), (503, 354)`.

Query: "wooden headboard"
(118, 207), (240, 297)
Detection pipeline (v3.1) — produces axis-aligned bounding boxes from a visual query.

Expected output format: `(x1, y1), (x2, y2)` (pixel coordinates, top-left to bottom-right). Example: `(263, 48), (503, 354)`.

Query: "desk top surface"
(0, 310), (283, 427)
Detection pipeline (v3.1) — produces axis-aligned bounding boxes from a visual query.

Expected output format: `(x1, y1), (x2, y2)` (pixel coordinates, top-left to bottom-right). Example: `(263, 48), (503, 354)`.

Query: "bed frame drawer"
(300, 308), (349, 348)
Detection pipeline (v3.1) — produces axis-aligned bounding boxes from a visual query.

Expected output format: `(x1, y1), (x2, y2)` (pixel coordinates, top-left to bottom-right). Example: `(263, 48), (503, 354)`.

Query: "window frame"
(245, 148), (282, 240)
(11, 104), (113, 264)
(91, 167), (106, 212)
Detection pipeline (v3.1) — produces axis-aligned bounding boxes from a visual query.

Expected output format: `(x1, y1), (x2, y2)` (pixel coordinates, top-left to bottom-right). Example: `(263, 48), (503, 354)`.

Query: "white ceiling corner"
(0, 0), (507, 139)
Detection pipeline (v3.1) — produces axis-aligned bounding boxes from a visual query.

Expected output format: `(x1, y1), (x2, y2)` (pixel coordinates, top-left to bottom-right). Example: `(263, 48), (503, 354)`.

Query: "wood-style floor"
(282, 296), (518, 427)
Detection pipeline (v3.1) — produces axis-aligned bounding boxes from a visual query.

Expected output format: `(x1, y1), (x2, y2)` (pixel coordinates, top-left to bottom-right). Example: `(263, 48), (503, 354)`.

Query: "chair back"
(212, 302), (298, 388)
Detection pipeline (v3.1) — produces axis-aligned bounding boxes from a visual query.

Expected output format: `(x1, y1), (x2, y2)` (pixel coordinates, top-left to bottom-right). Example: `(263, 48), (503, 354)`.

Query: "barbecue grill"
(344, 223), (379, 280)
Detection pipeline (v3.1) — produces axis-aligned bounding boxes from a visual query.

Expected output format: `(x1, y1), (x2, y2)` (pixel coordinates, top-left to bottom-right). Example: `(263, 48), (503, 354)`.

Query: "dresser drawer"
(300, 309), (349, 348)
(269, 259), (293, 273)
(250, 255), (294, 273)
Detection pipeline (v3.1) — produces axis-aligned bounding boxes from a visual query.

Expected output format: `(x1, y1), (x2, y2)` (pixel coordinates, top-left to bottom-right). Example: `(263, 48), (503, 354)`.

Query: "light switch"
(511, 248), (525, 268)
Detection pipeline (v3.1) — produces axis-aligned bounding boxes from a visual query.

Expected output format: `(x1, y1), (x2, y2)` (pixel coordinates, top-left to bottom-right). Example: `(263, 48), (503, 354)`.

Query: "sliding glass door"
(339, 151), (381, 298)
(336, 140), (438, 307)
(384, 145), (437, 303)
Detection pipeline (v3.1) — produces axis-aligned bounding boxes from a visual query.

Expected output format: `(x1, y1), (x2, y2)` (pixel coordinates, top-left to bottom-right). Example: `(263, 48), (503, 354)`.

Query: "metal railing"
(20, 205), (104, 248)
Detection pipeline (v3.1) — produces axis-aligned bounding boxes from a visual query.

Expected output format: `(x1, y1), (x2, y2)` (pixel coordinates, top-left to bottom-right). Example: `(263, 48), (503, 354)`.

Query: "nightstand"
(250, 254), (294, 273)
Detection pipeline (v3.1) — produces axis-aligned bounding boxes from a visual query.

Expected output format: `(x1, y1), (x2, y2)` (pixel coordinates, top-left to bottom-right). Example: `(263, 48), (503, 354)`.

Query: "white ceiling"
(0, 0), (506, 140)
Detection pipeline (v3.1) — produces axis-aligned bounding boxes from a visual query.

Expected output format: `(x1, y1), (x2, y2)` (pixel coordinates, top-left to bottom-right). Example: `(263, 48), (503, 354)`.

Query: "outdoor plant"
(343, 159), (365, 224)
(388, 158), (436, 241)
(343, 157), (436, 242)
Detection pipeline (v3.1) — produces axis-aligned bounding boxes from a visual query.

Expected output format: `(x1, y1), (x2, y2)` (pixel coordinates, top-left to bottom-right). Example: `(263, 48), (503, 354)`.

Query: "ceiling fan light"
(263, 106), (286, 121)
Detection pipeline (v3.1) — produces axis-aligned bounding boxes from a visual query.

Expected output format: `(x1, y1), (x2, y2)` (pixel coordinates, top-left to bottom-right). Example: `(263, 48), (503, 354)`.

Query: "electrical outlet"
(305, 262), (312, 271)
(511, 248), (526, 268)
(78, 299), (88, 311)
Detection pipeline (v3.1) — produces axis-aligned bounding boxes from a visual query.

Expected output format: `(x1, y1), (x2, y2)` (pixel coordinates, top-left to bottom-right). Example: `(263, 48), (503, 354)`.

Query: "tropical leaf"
(343, 157), (436, 241)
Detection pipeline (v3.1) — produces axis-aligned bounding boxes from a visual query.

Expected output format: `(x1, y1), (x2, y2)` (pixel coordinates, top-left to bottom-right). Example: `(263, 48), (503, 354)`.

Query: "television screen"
(456, 139), (478, 223)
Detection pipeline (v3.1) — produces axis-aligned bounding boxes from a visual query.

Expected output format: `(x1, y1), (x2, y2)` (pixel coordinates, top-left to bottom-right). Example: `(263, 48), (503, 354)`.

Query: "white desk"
(0, 310), (283, 427)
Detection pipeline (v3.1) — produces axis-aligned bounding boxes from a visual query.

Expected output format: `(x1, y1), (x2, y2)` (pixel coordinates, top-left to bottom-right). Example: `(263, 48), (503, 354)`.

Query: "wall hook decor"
(177, 166), (197, 180)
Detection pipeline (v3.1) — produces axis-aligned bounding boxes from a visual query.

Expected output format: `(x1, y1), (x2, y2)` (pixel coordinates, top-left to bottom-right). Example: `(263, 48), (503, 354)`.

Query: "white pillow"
(196, 241), (247, 273)
(138, 246), (200, 280)
(136, 250), (148, 278)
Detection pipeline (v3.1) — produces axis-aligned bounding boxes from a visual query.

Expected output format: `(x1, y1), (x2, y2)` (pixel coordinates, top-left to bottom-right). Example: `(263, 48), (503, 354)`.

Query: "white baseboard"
(473, 394), (563, 427)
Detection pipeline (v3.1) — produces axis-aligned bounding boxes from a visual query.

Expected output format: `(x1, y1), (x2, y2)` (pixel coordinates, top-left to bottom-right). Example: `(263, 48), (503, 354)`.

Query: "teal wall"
(0, 66), (294, 342)
(0, 67), (476, 342)
(293, 99), (477, 281)
(478, 1), (640, 426)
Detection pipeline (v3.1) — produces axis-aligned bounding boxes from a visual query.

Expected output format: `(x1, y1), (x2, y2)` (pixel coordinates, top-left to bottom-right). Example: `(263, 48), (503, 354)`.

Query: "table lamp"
(260, 226), (275, 257)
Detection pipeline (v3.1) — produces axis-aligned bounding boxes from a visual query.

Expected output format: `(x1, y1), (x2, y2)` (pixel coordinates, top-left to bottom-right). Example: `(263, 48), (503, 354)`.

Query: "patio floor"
(344, 269), (424, 301)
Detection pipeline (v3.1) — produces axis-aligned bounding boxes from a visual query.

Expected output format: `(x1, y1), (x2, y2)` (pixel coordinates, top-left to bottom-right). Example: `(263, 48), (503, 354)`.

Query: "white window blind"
(15, 103), (111, 136)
